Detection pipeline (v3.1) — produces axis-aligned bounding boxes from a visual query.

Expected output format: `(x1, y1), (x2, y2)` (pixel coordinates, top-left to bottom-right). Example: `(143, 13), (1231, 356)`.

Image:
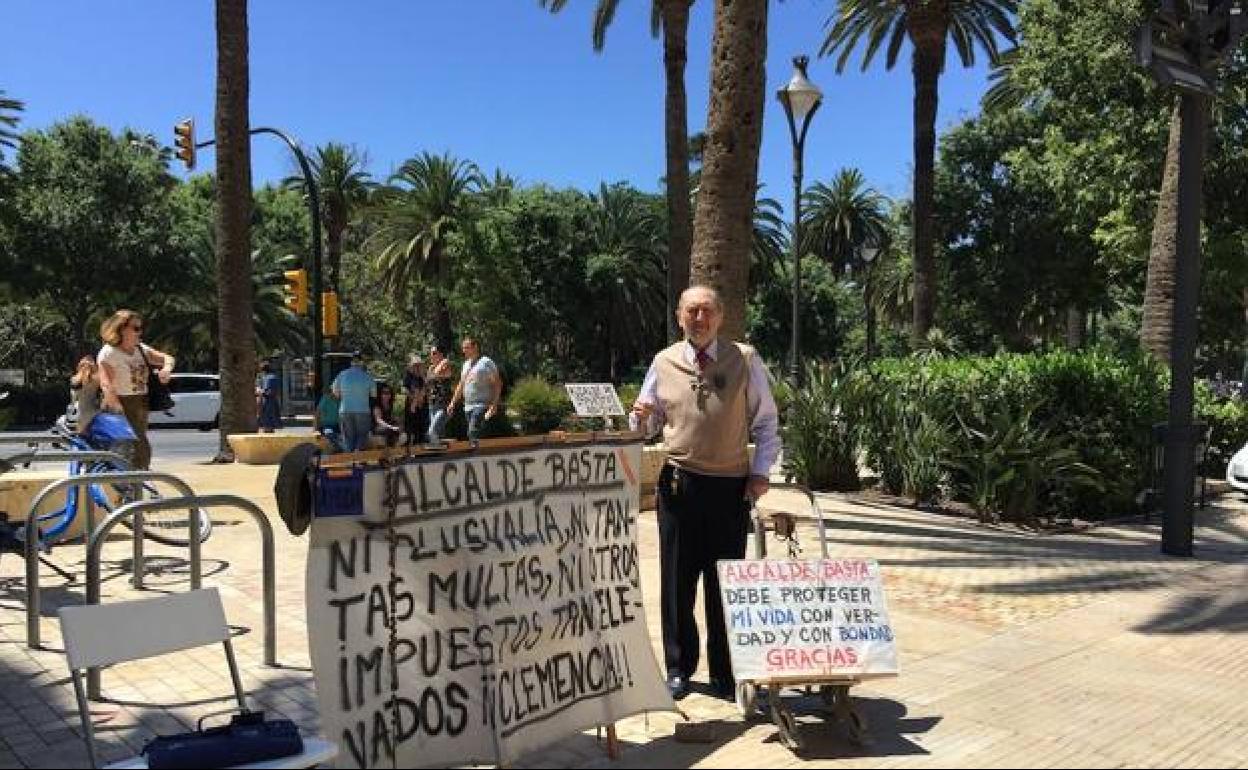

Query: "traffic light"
(173, 118), (195, 171)
(283, 269), (309, 315)
(322, 291), (340, 338)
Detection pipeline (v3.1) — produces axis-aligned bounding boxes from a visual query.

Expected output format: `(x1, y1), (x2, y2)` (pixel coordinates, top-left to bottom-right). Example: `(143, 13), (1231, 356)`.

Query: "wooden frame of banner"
(594, 724), (621, 760)
(318, 430), (645, 469)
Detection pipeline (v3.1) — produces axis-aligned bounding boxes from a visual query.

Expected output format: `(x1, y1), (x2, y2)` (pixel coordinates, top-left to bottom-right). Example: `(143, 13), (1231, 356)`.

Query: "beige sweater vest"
(655, 339), (753, 477)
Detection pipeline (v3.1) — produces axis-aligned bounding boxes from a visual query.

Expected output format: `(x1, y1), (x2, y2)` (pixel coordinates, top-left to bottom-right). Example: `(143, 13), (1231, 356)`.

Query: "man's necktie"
(695, 347), (711, 372)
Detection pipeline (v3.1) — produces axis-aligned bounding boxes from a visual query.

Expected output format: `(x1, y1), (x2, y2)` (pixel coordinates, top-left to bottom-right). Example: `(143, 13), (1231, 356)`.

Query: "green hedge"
(1195, 384), (1248, 477)
(851, 350), (1169, 521)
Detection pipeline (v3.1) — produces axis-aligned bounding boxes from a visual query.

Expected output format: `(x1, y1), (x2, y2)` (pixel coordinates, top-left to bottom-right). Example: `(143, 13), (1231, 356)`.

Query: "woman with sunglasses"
(96, 309), (174, 470)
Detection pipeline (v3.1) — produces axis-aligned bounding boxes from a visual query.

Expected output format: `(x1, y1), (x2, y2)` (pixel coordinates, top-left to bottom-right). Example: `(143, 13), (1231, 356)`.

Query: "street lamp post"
(859, 244), (879, 361)
(777, 55), (823, 384)
(1136, 1), (1248, 556)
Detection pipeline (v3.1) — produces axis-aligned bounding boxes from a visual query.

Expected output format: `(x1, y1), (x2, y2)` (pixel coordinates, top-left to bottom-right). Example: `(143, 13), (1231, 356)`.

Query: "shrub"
(859, 350), (1165, 521)
(949, 399), (1101, 524)
(508, 377), (572, 435)
(781, 361), (861, 491)
(1196, 385), (1248, 477)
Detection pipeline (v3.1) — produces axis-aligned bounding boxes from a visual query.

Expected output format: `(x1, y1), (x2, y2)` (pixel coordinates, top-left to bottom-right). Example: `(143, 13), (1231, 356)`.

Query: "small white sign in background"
(564, 383), (625, 417)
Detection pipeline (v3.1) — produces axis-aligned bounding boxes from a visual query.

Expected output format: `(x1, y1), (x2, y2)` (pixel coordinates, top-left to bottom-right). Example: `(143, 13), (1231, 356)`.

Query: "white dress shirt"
(630, 339), (781, 478)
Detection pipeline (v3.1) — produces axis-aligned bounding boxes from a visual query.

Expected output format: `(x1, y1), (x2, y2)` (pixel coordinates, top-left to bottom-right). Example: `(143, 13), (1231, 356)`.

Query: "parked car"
(66, 373), (221, 431)
(1226, 440), (1248, 494)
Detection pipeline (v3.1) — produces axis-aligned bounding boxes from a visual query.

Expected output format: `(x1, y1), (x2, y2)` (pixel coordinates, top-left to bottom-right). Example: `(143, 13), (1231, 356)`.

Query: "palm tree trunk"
(214, 0), (256, 454)
(661, 0), (693, 341)
(690, 0), (769, 341)
(909, 32), (944, 345)
(1141, 102), (1182, 363)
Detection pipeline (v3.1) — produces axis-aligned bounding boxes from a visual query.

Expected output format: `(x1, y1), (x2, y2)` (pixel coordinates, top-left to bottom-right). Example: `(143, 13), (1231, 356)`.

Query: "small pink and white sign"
(717, 558), (898, 682)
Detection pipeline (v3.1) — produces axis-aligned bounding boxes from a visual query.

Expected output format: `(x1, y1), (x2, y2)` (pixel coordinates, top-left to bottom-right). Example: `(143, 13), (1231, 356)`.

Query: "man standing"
(631, 285), (780, 700)
(331, 352), (376, 452)
(448, 337), (503, 443)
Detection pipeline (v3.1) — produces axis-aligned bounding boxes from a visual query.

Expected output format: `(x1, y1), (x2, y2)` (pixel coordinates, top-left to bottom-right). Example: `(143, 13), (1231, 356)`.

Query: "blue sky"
(2, 1), (995, 210)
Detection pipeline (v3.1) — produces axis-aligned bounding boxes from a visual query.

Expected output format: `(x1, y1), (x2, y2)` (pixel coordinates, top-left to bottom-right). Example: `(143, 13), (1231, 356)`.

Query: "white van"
(67, 373), (221, 431)
(149, 373), (221, 429)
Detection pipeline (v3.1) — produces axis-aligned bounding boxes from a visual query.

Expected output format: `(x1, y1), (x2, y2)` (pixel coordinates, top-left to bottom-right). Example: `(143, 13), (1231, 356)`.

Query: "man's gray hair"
(679, 284), (724, 312)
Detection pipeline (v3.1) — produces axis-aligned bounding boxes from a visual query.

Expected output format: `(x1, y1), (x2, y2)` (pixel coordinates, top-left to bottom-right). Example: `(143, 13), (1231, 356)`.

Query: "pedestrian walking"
(447, 337), (502, 442)
(96, 309), (175, 470)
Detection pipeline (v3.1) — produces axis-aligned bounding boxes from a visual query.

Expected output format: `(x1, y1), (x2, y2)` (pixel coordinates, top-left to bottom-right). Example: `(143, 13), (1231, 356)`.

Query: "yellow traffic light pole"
(175, 122), (327, 402)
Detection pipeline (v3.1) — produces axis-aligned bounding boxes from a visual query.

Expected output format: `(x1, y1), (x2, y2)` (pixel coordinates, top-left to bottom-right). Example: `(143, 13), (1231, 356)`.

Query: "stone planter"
(227, 433), (325, 465)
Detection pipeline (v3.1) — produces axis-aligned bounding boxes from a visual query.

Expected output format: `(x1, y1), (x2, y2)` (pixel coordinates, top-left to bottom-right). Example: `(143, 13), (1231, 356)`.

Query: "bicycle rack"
(86, 494), (276, 699)
(23, 471), (199, 650)
(0, 433), (69, 448)
(0, 449), (132, 473)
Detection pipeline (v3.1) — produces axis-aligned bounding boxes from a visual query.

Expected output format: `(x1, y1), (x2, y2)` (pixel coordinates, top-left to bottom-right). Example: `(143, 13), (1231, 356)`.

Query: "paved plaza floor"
(1, 458), (1246, 768)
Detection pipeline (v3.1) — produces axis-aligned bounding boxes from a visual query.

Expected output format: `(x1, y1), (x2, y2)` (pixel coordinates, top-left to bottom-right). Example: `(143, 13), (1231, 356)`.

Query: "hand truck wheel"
(736, 681), (759, 718)
(770, 700), (803, 752)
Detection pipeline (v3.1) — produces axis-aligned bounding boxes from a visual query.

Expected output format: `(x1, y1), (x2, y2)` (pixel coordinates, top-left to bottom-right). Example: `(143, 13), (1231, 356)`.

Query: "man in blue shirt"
(331, 352), (376, 452)
(448, 337), (502, 443)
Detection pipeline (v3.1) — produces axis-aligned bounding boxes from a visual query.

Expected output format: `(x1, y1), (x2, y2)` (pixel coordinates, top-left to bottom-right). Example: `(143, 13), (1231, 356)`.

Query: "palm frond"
(820, 0), (1018, 75)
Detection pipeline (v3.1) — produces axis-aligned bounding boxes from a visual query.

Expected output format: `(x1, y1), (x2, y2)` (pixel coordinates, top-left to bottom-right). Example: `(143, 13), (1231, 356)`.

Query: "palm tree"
(284, 142), (372, 293)
(540, 0), (695, 342)
(0, 90), (24, 167)
(367, 151), (483, 351)
(802, 168), (891, 358)
(584, 183), (667, 379)
(801, 168), (890, 274)
(821, 0), (1017, 345)
(1140, 102), (1183, 363)
(691, 0), (769, 339)
(214, 0), (256, 453)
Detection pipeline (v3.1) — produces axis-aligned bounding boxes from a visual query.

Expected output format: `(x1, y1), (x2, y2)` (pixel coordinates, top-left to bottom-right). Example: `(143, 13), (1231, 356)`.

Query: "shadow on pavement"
(605, 695), (936, 767)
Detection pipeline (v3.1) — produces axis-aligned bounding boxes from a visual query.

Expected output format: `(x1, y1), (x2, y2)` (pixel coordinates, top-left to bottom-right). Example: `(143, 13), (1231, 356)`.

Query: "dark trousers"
(657, 463), (749, 683)
(404, 405), (429, 445)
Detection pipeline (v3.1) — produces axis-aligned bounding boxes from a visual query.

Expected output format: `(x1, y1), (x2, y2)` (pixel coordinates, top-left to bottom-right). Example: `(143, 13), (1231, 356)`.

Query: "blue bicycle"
(0, 418), (212, 550)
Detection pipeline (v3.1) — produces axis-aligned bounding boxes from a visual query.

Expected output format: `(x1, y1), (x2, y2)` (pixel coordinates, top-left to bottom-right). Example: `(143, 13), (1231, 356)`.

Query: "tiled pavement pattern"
(1, 461), (1246, 768)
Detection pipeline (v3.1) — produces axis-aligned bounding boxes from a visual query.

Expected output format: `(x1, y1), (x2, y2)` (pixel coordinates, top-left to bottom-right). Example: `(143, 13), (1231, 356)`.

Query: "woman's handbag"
(141, 710), (303, 769)
(141, 347), (176, 412)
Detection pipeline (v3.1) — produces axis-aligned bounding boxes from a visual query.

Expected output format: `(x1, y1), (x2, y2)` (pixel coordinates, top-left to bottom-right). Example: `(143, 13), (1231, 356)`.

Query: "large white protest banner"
(718, 558), (898, 683)
(307, 438), (672, 768)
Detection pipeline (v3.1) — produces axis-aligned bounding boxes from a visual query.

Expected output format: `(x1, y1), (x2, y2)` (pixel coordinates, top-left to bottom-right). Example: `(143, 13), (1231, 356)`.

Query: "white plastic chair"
(59, 588), (337, 769)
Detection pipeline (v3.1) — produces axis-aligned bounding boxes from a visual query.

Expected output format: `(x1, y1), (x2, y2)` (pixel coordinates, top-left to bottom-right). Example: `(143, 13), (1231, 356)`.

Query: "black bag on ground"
(141, 347), (175, 412)
(142, 711), (303, 769)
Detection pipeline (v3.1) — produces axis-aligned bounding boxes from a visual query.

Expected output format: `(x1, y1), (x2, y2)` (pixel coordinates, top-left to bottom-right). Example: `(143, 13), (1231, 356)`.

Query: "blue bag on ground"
(141, 711), (303, 769)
